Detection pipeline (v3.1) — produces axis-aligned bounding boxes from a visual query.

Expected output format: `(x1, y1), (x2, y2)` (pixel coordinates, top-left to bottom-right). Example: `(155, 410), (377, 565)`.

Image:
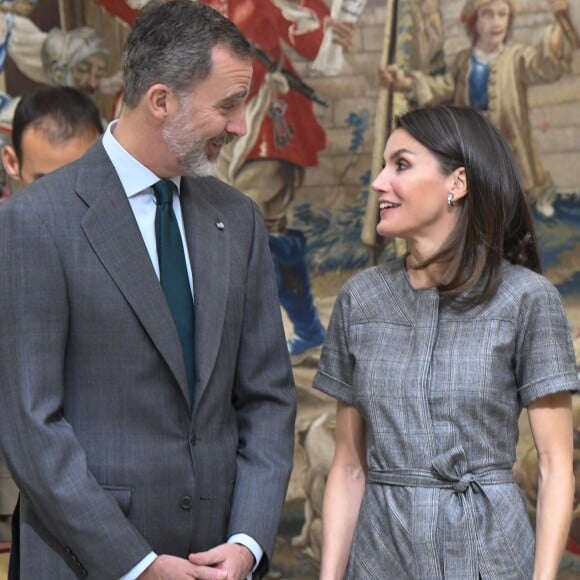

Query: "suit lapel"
(180, 178), (230, 411)
(75, 143), (191, 407)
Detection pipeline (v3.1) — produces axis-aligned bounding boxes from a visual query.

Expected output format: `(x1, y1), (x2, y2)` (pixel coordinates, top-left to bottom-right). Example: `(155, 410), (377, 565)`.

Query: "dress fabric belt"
(367, 466), (514, 490)
(367, 447), (515, 580)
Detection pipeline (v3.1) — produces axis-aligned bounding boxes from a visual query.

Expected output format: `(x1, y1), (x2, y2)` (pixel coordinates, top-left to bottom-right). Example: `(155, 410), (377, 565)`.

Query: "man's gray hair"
(121, 0), (252, 109)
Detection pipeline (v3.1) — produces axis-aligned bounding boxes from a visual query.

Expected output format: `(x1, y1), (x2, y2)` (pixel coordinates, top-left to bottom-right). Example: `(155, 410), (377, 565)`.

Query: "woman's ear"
(450, 167), (467, 202)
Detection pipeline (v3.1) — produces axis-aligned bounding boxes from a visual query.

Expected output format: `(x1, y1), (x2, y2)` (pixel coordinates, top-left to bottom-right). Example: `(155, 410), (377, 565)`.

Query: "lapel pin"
(215, 221), (225, 230)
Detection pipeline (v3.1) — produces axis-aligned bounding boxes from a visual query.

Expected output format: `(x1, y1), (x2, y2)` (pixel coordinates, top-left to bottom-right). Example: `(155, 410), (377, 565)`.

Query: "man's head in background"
(2, 85), (103, 187)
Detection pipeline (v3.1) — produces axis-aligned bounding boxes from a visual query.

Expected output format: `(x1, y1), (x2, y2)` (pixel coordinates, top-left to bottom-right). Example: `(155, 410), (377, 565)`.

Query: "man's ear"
(146, 83), (179, 122)
(1, 145), (21, 182)
(450, 167), (467, 202)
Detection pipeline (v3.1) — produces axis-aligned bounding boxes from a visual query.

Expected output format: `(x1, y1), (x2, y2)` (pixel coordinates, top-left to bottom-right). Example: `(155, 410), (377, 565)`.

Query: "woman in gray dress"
(315, 104), (578, 579)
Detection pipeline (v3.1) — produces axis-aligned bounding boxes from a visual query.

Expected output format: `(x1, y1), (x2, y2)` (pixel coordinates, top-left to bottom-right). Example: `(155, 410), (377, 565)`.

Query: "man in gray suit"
(0, 1), (296, 579)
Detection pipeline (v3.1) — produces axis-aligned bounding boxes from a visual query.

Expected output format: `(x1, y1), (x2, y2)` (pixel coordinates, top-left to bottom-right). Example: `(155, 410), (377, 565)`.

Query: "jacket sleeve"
(226, 198), (297, 575)
(0, 195), (151, 579)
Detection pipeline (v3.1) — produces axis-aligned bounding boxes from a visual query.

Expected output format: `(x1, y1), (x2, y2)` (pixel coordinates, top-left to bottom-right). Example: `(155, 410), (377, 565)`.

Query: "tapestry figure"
(379, 0), (574, 217)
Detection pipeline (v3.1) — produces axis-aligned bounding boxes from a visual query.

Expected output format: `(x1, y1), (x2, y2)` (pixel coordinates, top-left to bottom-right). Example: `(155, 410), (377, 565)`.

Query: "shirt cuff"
(118, 552), (157, 580)
(228, 533), (263, 577)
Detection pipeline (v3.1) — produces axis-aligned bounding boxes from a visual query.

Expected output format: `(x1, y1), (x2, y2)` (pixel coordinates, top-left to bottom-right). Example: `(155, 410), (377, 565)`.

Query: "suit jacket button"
(189, 433), (197, 445)
(180, 496), (193, 510)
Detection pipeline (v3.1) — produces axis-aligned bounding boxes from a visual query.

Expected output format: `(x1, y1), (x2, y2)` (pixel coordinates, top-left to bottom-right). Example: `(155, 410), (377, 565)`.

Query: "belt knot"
(453, 472), (476, 493)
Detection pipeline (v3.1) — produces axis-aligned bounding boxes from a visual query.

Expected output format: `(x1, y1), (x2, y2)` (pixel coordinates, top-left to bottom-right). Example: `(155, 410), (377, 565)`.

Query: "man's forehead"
(24, 118), (99, 145)
(20, 125), (99, 166)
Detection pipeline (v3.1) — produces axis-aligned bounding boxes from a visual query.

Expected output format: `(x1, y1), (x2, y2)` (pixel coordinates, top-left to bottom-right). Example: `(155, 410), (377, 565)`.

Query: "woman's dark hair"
(396, 104), (541, 307)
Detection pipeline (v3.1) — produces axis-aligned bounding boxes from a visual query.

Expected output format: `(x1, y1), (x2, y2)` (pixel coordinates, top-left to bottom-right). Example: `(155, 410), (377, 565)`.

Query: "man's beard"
(162, 109), (233, 178)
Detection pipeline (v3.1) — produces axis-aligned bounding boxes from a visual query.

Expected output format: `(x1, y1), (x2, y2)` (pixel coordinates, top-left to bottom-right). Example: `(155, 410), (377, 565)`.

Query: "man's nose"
(227, 108), (248, 137)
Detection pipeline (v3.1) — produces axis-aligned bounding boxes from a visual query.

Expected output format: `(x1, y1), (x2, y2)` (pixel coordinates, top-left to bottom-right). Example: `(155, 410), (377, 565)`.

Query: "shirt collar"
(102, 120), (181, 198)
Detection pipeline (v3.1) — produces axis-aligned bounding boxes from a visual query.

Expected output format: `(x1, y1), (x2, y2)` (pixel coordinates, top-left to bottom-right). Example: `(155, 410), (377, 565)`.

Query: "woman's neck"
(404, 253), (448, 289)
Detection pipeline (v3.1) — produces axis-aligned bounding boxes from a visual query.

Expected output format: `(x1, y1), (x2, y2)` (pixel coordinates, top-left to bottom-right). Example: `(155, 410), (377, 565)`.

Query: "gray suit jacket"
(0, 141), (296, 578)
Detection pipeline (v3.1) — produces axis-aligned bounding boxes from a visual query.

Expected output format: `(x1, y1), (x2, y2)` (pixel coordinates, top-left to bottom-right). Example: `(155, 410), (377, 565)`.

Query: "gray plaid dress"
(314, 258), (579, 579)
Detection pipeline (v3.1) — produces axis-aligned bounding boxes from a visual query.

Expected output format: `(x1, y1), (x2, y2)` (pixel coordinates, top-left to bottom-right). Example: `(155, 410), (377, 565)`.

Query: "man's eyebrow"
(221, 88), (250, 105)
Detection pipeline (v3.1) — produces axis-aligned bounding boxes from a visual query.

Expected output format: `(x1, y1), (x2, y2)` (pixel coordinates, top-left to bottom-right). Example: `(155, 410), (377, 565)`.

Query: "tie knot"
(153, 179), (177, 205)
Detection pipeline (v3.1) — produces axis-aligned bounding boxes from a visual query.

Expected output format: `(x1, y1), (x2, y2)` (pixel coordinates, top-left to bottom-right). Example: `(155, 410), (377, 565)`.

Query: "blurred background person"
(1, 84), (103, 189)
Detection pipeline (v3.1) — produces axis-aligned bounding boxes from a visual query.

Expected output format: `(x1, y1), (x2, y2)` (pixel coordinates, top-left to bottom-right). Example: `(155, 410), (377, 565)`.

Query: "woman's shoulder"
(341, 258), (405, 293)
(498, 261), (563, 305)
(334, 259), (411, 323)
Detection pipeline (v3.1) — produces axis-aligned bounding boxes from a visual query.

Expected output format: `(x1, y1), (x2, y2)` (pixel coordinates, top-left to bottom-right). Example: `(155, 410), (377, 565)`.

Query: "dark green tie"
(153, 179), (195, 406)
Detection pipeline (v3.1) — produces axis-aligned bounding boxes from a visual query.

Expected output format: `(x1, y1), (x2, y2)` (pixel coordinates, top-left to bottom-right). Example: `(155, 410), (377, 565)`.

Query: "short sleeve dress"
(314, 258), (579, 579)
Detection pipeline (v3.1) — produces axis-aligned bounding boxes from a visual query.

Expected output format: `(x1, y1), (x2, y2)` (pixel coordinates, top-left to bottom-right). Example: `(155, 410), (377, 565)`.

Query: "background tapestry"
(0, 0), (578, 578)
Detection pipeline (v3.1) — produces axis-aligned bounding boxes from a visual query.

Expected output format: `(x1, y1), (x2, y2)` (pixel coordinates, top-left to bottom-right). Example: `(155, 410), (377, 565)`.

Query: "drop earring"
(447, 193), (456, 207)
